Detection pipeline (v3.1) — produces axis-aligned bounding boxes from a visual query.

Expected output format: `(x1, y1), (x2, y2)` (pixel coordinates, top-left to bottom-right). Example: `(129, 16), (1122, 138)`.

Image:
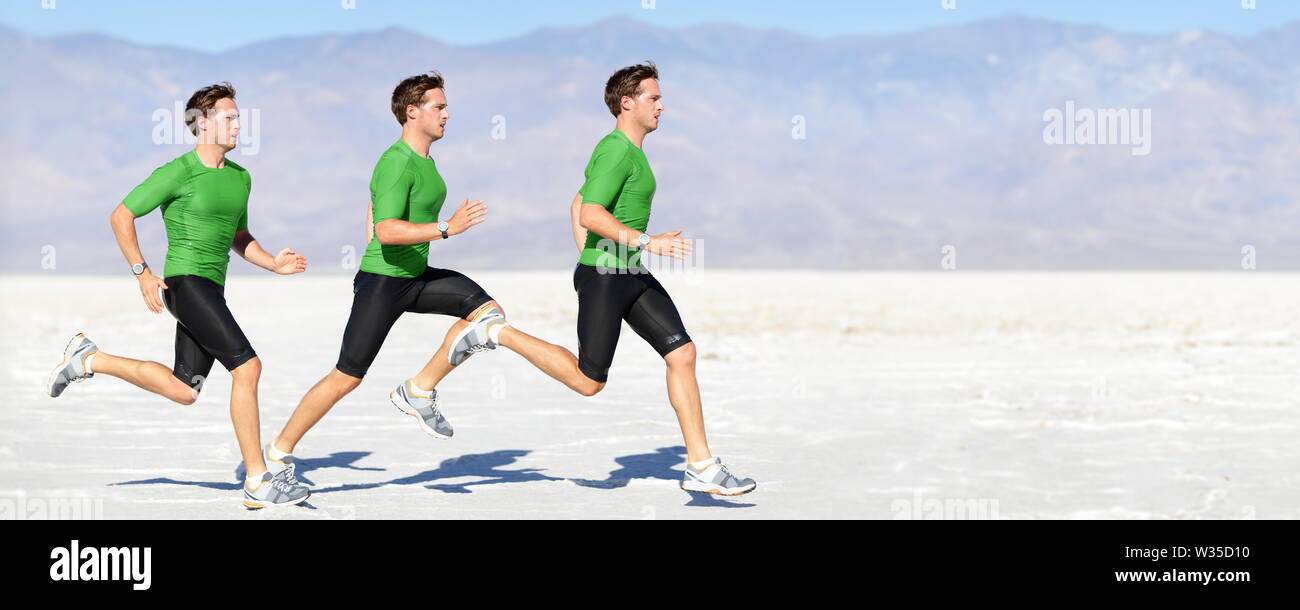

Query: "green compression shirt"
(577, 129), (656, 269)
(121, 150), (250, 286)
(360, 139), (448, 278)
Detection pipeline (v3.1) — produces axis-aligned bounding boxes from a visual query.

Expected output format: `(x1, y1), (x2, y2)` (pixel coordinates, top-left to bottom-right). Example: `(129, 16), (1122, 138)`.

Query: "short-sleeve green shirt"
(122, 151), (250, 285)
(577, 129), (656, 269)
(360, 139), (448, 278)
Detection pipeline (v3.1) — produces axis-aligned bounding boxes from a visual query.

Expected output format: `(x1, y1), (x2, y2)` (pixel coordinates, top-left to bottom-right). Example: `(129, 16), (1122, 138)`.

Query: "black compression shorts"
(162, 274), (257, 390)
(573, 264), (691, 383)
(334, 267), (494, 379)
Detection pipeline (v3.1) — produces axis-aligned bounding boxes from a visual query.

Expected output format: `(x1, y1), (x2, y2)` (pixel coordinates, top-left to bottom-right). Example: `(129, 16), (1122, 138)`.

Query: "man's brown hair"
(185, 82), (236, 135)
(603, 61), (658, 117)
(391, 71), (445, 125)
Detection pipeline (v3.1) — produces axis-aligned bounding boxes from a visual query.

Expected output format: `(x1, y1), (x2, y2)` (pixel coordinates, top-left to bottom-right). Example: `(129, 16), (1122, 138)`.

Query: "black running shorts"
(162, 275), (258, 390)
(334, 267), (494, 379)
(572, 264), (691, 383)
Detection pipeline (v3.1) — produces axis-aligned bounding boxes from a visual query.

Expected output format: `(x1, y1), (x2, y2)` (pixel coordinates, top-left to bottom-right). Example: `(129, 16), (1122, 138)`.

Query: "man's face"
(409, 87), (449, 141)
(625, 78), (663, 133)
(197, 97), (240, 150)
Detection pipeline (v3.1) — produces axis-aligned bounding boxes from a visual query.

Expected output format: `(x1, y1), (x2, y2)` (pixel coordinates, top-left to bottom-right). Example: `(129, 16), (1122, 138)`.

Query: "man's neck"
(615, 117), (647, 148)
(194, 144), (228, 169)
(401, 126), (434, 158)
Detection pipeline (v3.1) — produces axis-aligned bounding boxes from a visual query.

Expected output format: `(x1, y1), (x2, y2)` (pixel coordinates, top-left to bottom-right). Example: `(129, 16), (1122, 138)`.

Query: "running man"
(565, 62), (755, 495)
(46, 83), (312, 509)
(267, 72), (610, 473)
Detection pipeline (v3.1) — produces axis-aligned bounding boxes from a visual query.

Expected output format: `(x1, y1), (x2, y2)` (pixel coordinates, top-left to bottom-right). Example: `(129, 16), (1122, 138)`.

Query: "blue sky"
(3, 0), (1297, 51)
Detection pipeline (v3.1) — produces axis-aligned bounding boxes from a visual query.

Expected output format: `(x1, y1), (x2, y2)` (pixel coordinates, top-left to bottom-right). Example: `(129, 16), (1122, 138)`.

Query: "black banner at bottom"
(5, 519), (1290, 598)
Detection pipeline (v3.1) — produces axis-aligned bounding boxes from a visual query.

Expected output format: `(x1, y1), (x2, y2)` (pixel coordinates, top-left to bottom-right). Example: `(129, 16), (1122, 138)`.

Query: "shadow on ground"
(313, 449), (563, 495)
(114, 451), (383, 492)
(232, 451), (386, 486)
(116, 446), (755, 508)
(570, 445), (756, 508)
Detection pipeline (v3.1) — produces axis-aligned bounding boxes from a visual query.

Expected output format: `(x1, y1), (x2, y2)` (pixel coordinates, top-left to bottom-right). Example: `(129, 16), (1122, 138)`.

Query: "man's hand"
(646, 230), (693, 260)
(137, 271), (168, 314)
(273, 248), (308, 275)
(446, 198), (487, 236)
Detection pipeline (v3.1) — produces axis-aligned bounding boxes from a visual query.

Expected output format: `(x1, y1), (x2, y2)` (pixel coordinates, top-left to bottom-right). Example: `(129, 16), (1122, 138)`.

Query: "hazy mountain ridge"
(3, 16), (1299, 273)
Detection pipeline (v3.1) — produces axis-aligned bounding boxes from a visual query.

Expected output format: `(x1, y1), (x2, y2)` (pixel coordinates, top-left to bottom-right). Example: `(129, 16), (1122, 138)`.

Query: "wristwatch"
(438, 221), (450, 240)
(637, 233), (651, 248)
(131, 262), (149, 276)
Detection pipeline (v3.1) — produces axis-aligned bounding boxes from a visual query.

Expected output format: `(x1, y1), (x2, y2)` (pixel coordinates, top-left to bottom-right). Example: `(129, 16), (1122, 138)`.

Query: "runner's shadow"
(114, 447), (754, 508)
(569, 446), (756, 508)
(569, 446), (685, 489)
(114, 451), (384, 492)
(110, 478), (241, 491)
(314, 449), (563, 495)
(683, 492), (756, 508)
(233, 451), (385, 487)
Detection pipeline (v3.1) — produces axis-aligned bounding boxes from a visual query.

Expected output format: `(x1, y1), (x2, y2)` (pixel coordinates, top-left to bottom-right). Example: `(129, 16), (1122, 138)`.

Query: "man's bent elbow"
(578, 206), (600, 231)
(109, 204), (133, 231)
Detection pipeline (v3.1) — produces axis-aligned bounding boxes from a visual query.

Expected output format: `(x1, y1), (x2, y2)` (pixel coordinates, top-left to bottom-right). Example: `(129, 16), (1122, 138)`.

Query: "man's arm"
(578, 202), (692, 260)
(366, 202), (374, 244)
(569, 193), (587, 252)
(110, 203), (169, 314)
(231, 230), (307, 275)
(374, 198), (488, 245)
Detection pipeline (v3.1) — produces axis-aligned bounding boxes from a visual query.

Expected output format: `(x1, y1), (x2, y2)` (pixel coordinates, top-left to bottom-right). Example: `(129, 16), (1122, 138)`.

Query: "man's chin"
(197, 138), (238, 150)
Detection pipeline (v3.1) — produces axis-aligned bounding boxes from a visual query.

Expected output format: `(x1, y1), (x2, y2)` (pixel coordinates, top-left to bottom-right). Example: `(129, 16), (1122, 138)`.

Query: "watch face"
(132, 263), (144, 274)
(438, 221), (449, 231)
(639, 234), (651, 245)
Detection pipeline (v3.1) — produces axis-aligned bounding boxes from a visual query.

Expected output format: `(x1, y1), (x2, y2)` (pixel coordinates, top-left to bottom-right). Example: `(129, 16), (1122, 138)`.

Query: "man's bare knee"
(328, 369), (363, 394)
(664, 342), (697, 368)
(168, 376), (199, 405)
(230, 357), (262, 382)
(576, 379), (605, 397)
(337, 375), (362, 394)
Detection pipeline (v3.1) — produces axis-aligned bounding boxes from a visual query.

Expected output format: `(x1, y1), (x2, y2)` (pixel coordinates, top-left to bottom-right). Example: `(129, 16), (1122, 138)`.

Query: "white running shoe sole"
(681, 478), (757, 496)
(390, 389), (451, 440)
(243, 492), (310, 510)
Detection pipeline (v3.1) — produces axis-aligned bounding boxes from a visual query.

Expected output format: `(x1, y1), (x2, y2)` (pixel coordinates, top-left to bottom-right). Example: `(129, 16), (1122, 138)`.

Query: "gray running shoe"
(264, 443), (307, 487)
(448, 307), (507, 366)
(390, 380), (453, 439)
(48, 333), (98, 398)
(681, 457), (757, 496)
(243, 470), (310, 509)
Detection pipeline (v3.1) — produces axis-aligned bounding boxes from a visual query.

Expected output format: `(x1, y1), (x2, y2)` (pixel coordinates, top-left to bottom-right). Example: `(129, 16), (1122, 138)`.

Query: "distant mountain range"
(3, 16), (1299, 272)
